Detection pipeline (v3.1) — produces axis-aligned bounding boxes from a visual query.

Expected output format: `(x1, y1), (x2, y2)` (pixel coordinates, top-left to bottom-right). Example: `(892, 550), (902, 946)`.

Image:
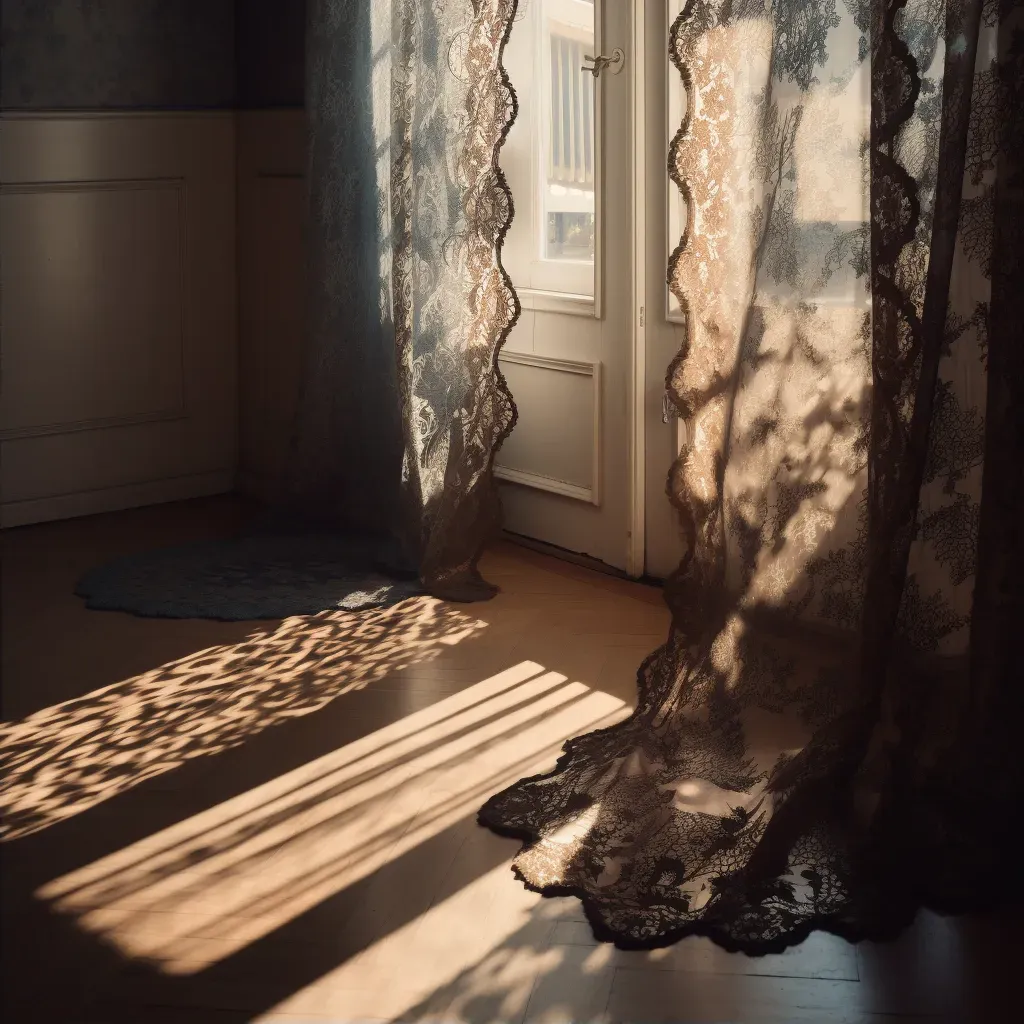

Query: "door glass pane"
(543, 1), (595, 263)
(501, 0), (598, 297)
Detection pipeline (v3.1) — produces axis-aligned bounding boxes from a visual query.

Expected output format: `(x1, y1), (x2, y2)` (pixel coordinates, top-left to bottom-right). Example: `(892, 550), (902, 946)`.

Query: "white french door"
(498, 0), (639, 574)
(498, 0), (697, 581)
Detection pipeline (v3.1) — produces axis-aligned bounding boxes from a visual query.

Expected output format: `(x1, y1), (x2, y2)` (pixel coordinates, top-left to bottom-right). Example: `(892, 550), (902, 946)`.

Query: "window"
(502, 0), (598, 299)
(545, 26), (595, 262)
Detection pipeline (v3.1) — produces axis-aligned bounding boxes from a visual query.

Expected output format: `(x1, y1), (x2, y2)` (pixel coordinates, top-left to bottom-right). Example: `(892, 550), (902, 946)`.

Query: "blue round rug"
(75, 533), (422, 620)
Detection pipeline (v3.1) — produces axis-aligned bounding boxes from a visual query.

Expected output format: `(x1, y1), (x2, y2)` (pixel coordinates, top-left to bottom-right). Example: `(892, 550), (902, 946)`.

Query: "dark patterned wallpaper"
(0, 0), (305, 111)
(236, 0), (305, 109)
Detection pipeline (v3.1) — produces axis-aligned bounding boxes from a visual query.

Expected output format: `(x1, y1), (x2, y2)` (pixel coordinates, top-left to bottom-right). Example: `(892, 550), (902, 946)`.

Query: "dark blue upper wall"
(0, 0), (305, 111)
(0, 1), (236, 110)
(236, 0), (305, 109)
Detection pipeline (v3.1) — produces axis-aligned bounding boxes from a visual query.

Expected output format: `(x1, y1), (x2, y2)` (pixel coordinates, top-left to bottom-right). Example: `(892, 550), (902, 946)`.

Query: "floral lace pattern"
(481, 0), (1021, 952)
(73, 1), (522, 621)
(296, 0), (521, 601)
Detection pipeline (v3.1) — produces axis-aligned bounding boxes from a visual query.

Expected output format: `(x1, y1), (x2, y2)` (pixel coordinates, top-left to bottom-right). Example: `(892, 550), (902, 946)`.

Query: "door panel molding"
(516, 288), (597, 318)
(496, 351), (602, 506)
(498, 0), (633, 572)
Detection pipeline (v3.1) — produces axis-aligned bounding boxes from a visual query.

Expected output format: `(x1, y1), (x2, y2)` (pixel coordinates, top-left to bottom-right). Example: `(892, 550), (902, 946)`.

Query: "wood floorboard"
(2, 497), (1018, 1022)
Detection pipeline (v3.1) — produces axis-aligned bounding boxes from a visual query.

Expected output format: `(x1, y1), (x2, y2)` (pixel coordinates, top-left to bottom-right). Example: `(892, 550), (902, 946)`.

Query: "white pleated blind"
(547, 34), (595, 188)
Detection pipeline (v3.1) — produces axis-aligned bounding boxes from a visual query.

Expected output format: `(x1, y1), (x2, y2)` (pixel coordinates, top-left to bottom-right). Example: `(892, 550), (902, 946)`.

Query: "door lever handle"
(582, 47), (624, 79)
(662, 392), (678, 425)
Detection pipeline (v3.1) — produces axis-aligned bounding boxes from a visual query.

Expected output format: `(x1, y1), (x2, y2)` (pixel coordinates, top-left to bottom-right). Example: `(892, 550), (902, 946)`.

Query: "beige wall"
(1, 107), (609, 529)
(0, 110), (314, 526)
(1, 112), (238, 527)
(235, 110), (308, 503)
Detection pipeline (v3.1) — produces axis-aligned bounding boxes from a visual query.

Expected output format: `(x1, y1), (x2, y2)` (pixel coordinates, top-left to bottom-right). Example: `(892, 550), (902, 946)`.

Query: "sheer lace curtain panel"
(67, 0), (1023, 953)
(482, 0), (1024, 953)
(296, 0), (522, 601)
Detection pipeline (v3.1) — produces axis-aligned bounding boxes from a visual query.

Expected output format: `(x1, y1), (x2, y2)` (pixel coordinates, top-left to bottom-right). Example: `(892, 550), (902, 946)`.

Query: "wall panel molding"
(1, 174), (189, 440)
(0, 110), (237, 120)
(0, 410), (189, 444)
(235, 109), (307, 500)
(0, 113), (237, 525)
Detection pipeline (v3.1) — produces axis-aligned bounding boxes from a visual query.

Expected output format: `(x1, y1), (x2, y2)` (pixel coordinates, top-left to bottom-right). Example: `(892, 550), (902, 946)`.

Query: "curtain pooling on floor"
(480, 0), (1024, 952)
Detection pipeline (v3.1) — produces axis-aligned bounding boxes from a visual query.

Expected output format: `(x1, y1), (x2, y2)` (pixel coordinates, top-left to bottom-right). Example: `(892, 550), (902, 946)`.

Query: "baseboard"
(236, 467), (284, 503)
(0, 470), (235, 528)
(501, 529), (633, 580)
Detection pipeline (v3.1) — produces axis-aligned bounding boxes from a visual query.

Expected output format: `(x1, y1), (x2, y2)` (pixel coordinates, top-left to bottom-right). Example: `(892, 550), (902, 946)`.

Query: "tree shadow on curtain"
(481, 0), (1024, 953)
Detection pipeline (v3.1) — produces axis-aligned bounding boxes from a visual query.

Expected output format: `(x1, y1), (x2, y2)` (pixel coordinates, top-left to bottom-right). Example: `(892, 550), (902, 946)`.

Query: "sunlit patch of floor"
(7, 514), (1016, 1023)
(254, 856), (626, 1023)
(37, 661), (630, 975)
(0, 596), (488, 840)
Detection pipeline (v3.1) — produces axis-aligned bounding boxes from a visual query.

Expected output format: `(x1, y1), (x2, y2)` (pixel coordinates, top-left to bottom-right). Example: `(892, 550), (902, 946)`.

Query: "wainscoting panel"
(0, 113), (237, 527)
(495, 352), (602, 506)
(1, 179), (186, 436)
(235, 110), (307, 502)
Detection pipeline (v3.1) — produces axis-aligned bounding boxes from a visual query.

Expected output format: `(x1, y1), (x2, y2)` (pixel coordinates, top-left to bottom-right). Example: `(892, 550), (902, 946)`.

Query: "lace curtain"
(293, 0), (521, 600)
(481, 0), (1023, 951)
(72, 1), (522, 620)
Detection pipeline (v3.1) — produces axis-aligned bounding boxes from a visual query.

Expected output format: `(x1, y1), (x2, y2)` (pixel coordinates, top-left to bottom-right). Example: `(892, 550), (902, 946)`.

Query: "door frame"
(497, 0), (649, 579)
(636, 0), (690, 581)
(627, 0), (648, 578)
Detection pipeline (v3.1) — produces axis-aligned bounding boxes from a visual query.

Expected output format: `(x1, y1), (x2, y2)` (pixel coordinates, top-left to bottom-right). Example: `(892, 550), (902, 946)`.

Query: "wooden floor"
(1, 498), (1020, 1023)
